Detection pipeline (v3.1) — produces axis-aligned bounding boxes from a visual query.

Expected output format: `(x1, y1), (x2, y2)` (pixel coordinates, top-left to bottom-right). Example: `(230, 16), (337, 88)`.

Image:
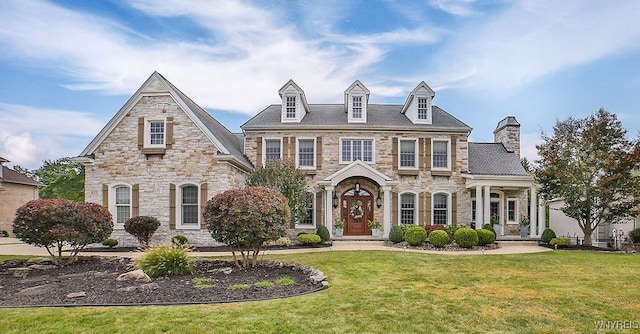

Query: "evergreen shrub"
(454, 227), (478, 248)
(404, 226), (427, 246)
(428, 230), (450, 248)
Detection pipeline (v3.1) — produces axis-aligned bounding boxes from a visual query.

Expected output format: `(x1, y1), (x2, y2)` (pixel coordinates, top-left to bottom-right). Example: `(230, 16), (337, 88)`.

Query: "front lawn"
(1, 251), (638, 333)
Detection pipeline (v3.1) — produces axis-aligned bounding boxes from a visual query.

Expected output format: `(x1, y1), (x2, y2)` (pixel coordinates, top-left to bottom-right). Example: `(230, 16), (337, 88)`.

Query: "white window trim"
(432, 192), (451, 226)
(176, 183), (201, 230)
(431, 138), (451, 171)
(109, 183), (132, 229)
(262, 138), (283, 165)
(339, 137), (375, 164)
(282, 95), (297, 121)
(398, 138), (418, 170)
(143, 117), (167, 149)
(398, 191), (418, 225)
(296, 137), (316, 170)
(507, 198), (519, 224)
(348, 95), (367, 123)
(295, 191), (316, 228)
(414, 95), (432, 124)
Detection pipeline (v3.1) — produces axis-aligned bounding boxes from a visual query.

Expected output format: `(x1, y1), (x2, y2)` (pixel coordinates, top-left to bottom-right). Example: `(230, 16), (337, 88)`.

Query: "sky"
(1, 0), (639, 170)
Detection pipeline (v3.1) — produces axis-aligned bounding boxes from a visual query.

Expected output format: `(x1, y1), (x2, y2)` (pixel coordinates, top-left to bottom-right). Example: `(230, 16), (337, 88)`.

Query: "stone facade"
(0, 181), (40, 236)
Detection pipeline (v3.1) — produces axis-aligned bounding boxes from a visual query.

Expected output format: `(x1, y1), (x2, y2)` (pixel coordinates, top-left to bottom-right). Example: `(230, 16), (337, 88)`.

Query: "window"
(352, 96), (362, 118)
(114, 185), (131, 224)
(400, 139), (417, 168)
(264, 139), (281, 163)
(341, 139), (373, 163)
(297, 139), (315, 168)
(180, 185), (199, 225)
(472, 200), (476, 222)
(285, 96), (296, 118)
(417, 97), (429, 120)
(432, 140), (449, 169)
(298, 193), (314, 226)
(144, 118), (166, 148)
(433, 193), (448, 225)
(507, 199), (517, 222)
(400, 193), (416, 225)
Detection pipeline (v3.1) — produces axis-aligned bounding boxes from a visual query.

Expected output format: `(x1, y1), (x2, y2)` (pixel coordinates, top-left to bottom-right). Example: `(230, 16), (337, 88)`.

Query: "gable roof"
(467, 143), (529, 176)
(401, 81), (435, 114)
(242, 104), (471, 132)
(79, 72), (251, 170)
(278, 79), (310, 112)
(0, 166), (42, 187)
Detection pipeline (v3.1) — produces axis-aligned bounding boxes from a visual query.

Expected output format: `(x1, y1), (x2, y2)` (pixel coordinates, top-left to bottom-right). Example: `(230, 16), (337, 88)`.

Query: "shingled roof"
(242, 104), (471, 131)
(1, 166), (42, 187)
(467, 143), (529, 176)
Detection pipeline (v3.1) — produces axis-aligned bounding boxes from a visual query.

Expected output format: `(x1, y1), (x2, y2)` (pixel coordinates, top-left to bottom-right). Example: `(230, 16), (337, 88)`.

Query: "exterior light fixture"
(332, 193), (339, 208)
(355, 181), (360, 194)
(376, 190), (383, 208)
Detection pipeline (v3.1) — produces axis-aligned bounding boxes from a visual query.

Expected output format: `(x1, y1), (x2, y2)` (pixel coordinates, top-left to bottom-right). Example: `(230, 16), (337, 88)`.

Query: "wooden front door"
(343, 194), (373, 235)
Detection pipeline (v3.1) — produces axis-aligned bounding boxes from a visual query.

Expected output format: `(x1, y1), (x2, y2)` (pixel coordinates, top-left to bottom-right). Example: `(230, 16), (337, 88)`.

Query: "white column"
(325, 186), (334, 237)
(538, 199), (546, 237)
(383, 187), (392, 238)
(475, 185), (484, 229)
(483, 186), (491, 229)
(530, 186), (537, 237)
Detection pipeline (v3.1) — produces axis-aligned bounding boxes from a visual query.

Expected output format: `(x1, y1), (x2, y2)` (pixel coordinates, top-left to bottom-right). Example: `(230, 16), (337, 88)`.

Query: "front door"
(343, 193), (373, 235)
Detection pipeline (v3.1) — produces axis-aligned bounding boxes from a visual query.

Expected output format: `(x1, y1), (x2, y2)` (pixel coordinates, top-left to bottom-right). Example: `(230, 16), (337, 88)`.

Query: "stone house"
(77, 72), (544, 246)
(0, 157), (42, 236)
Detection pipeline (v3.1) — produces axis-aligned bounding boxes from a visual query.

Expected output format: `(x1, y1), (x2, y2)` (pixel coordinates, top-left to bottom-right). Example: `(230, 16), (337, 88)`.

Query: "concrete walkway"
(0, 237), (551, 257)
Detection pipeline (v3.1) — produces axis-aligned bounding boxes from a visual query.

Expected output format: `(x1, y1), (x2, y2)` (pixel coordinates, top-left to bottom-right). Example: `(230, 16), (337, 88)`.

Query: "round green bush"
(404, 226), (427, 246)
(171, 235), (188, 247)
(540, 228), (556, 244)
(550, 237), (571, 247)
(477, 229), (496, 246)
(428, 230), (449, 248)
(482, 224), (496, 239)
(136, 245), (193, 278)
(101, 238), (119, 248)
(629, 228), (640, 243)
(316, 225), (331, 242)
(389, 225), (404, 243)
(454, 227), (478, 248)
(297, 233), (321, 245)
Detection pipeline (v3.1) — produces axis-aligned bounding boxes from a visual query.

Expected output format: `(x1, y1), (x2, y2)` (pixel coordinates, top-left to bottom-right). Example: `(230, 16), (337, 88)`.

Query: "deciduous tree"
(35, 157), (85, 202)
(535, 109), (640, 245)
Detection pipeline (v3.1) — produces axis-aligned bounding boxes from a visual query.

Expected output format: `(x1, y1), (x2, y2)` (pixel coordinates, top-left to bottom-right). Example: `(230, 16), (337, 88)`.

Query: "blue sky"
(1, 0), (639, 169)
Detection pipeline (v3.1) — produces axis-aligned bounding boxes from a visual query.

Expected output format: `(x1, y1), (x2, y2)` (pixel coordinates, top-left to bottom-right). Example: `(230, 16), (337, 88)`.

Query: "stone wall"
(0, 182), (39, 236)
(85, 95), (247, 247)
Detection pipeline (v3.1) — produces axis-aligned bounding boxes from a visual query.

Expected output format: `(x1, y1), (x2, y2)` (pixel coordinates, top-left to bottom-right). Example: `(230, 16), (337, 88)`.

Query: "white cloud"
(0, 103), (104, 168)
(520, 132), (542, 166)
(429, 0), (478, 16)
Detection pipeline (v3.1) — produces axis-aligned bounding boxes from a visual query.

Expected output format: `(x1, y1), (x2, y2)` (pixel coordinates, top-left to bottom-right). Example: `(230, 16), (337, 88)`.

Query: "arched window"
(433, 193), (449, 225)
(400, 192), (417, 225)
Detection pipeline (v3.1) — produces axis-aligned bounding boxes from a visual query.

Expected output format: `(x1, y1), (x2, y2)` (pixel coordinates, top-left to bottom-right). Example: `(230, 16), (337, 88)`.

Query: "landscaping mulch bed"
(0, 256), (327, 308)
(385, 241), (500, 251)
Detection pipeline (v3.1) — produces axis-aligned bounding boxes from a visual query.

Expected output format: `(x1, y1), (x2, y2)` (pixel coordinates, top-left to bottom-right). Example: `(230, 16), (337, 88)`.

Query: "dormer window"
(417, 97), (429, 120)
(285, 96), (296, 118)
(352, 96), (363, 119)
(345, 80), (369, 123)
(401, 81), (435, 124)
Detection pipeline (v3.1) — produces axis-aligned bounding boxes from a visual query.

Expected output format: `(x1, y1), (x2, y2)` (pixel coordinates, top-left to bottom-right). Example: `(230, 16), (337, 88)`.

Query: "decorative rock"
(309, 273), (327, 284)
(208, 267), (233, 275)
(117, 283), (159, 293)
(25, 258), (54, 265)
(28, 264), (58, 270)
(17, 284), (54, 296)
(7, 267), (31, 279)
(67, 292), (87, 298)
(116, 269), (151, 282)
(321, 281), (330, 288)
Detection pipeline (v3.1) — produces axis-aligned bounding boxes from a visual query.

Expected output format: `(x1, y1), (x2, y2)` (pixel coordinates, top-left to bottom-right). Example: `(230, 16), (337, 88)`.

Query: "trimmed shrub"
(629, 228), (640, 243)
(482, 224), (497, 239)
(404, 226), (427, 246)
(171, 235), (188, 248)
(540, 228), (556, 244)
(454, 228), (478, 248)
(101, 238), (119, 248)
(426, 224), (453, 242)
(264, 237), (292, 247)
(316, 225), (331, 242)
(297, 233), (321, 245)
(124, 216), (160, 248)
(136, 245), (193, 278)
(389, 225), (405, 243)
(477, 229), (496, 246)
(204, 186), (290, 268)
(550, 237), (571, 247)
(13, 198), (113, 257)
(428, 230), (450, 248)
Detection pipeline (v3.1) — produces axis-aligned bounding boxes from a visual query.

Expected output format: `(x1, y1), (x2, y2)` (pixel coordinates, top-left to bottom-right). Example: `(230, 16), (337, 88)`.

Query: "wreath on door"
(350, 200), (363, 221)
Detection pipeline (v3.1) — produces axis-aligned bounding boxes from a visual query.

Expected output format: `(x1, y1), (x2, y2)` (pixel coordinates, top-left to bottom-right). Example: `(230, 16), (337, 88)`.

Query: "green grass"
(255, 280), (274, 288)
(275, 276), (295, 286)
(1, 251), (639, 333)
(192, 277), (216, 289)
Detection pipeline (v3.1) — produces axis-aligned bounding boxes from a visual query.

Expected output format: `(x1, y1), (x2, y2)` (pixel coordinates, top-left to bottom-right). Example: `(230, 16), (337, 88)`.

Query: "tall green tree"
(35, 158), (85, 202)
(246, 160), (311, 227)
(11, 165), (37, 180)
(535, 109), (640, 245)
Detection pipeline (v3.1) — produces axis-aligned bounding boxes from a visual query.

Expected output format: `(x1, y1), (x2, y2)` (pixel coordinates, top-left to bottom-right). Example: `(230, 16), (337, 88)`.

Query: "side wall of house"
(0, 183), (39, 236)
(85, 95), (246, 247)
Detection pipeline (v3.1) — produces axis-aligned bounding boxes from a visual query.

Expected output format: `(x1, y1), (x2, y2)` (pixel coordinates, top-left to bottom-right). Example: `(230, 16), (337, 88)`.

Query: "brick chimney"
(493, 116), (521, 158)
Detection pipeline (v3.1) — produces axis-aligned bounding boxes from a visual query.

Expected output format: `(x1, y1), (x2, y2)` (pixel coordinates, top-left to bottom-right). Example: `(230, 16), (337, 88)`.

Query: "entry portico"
(318, 160), (398, 238)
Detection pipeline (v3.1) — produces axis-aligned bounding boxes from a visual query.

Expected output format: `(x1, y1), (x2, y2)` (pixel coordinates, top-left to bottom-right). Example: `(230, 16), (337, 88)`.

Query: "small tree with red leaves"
(204, 186), (290, 268)
(13, 199), (113, 257)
